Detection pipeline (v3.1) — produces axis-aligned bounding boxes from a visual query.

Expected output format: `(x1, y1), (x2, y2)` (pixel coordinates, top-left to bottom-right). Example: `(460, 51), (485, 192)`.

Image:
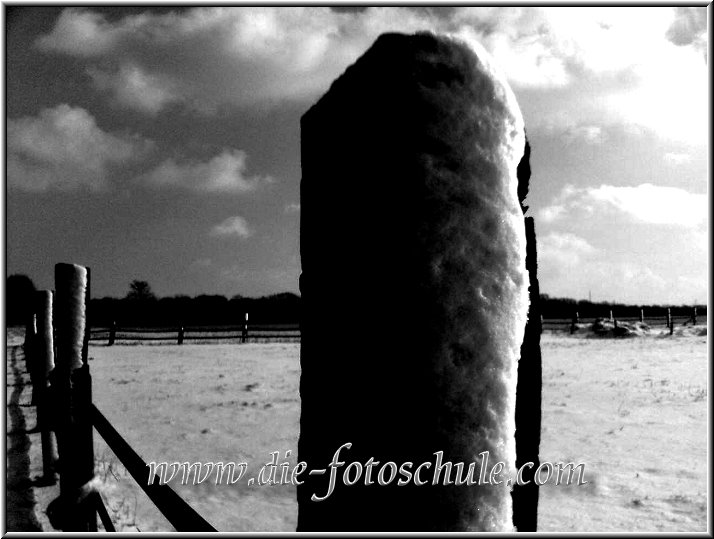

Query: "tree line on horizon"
(6, 274), (706, 328)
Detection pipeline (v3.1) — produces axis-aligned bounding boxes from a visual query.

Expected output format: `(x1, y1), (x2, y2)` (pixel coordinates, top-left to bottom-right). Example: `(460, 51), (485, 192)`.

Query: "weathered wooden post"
(570, 311), (579, 334)
(25, 313), (38, 403)
(667, 308), (672, 332)
(511, 158), (542, 532)
(49, 263), (96, 531)
(299, 33), (531, 531)
(241, 313), (248, 343)
(639, 308), (644, 323)
(108, 321), (116, 346)
(24, 313), (36, 348)
(177, 326), (184, 345)
(692, 307), (697, 326)
(35, 290), (59, 484)
(609, 309), (613, 321)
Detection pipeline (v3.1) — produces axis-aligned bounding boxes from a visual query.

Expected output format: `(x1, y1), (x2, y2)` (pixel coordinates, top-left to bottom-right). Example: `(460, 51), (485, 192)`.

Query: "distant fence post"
(108, 321), (116, 346)
(177, 326), (184, 345)
(242, 313), (249, 343)
(49, 263), (96, 531)
(667, 308), (672, 330)
(692, 307), (697, 326)
(639, 308), (644, 323)
(609, 309), (613, 321)
(36, 290), (59, 484)
(570, 311), (578, 334)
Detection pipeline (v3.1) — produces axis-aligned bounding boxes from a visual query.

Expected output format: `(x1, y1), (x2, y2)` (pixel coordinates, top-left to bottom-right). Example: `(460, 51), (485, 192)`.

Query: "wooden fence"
(24, 263), (217, 532)
(22, 264), (702, 530)
(542, 308), (703, 335)
(89, 322), (300, 345)
(88, 311), (703, 345)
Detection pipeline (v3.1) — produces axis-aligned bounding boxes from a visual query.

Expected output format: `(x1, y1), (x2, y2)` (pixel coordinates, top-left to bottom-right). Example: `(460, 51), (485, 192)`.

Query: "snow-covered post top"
(299, 32), (529, 531)
(54, 263), (89, 372)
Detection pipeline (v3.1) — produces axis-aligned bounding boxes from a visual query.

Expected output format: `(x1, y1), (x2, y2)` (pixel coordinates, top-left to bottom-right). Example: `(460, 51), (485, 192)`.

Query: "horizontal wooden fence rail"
(89, 324), (301, 345)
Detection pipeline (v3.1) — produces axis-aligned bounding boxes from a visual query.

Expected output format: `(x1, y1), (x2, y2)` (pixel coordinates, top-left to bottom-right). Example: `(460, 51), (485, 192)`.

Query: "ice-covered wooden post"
(299, 32), (530, 531)
(49, 263), (96, 531)
(35, 290), (59, 483)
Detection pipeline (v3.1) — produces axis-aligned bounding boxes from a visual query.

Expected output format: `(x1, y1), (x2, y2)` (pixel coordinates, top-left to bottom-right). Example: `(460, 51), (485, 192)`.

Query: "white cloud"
(210, 216), (253, 239)
(34, 7), (707, 146)
(7, 104), (148, 191)
(663, 152), (692, 165)
(588, 184), (707, 227)
(139, 149), (270, 193)
(35, 8), (123, 56)
(563, 125), (605, 144)
(539, 232), (598, 268)
(539, 183), (707, 228)
(89, 64), (178, 114)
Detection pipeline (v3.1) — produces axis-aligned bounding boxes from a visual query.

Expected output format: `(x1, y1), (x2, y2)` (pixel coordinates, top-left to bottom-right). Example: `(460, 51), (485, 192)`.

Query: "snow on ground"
(6, 329), (708, 532)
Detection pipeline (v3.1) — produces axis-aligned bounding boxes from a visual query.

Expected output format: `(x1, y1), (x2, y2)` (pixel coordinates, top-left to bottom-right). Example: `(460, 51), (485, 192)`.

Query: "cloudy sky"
(5, 6), (709, 304)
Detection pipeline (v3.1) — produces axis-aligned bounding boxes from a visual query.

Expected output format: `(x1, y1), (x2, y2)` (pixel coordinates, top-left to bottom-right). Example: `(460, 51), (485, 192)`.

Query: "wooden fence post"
(24, 313), (37, 351)
(35, 290), (59, 484)
(609, 309), (613, 321)
(667, 308), (673, 335)
(570, 311), (578, 334)
(242, 313), (249, 343)
(692, 307), (697, 326)
(298, 33), (531, 531)
(25, 314), (38, 403)
(639, 308), (644, 323)
(49, 263), (96, 531)
(177, 326), (184, 345)
(108, 321), (116, 346)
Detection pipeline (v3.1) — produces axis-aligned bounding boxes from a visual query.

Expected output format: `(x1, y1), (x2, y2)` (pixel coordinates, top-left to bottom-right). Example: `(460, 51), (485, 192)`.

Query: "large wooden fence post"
(35, 290), (59, 484)
(298, 33), (531, 531)
(48, 263), (96, 531)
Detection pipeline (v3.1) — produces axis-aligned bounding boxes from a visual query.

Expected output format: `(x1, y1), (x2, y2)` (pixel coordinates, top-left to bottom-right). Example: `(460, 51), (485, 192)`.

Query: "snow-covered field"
(7, 329), (709, 532)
